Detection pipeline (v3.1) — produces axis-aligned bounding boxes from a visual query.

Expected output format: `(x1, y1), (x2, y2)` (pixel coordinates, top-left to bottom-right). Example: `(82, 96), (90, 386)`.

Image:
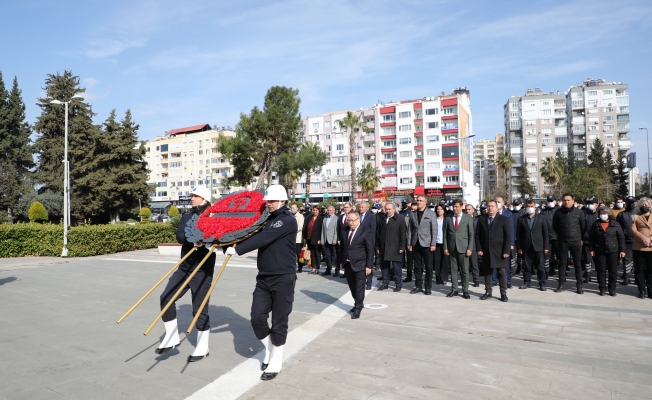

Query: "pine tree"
(0, 74), (34, 220)
(587, 138), (608, 171)
(515, 166), (536, 198)
(614, 150), (629, 199)
(33, 71), (102, 217)
(566, 142), (577, 174)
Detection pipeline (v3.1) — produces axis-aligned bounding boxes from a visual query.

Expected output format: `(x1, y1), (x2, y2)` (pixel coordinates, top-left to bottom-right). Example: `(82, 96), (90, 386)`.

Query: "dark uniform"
(160, 204), (215, 331)
(539, 196), (560, 276)
(616, 196), (636, 285)
(512, 199), (526, 276)
(235, 205), (298, 347)
(553, 202), (586, 292)
(582, 197), (600, 283)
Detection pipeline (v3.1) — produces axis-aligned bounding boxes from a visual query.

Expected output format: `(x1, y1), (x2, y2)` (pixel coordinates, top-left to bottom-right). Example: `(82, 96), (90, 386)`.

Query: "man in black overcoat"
(475, 200), (512, 302)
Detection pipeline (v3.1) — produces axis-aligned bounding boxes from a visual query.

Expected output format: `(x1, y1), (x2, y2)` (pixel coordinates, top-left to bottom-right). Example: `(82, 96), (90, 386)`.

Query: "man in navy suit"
(493, 196), (514, 288)
(357, 201), (377, 289)
(340, 211), (374, 319)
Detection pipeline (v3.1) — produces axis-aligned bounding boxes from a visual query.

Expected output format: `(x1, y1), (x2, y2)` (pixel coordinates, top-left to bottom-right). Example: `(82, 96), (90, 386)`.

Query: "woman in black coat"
(303, 206), (324, 274)
(589, 206), (626, 296)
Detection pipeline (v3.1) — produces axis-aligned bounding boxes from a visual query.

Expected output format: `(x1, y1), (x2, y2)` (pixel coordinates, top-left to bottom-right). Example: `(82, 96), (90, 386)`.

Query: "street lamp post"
(50, 94), (84, 258)
(640, 128), (650, 194)
(459, 134), (476, 201)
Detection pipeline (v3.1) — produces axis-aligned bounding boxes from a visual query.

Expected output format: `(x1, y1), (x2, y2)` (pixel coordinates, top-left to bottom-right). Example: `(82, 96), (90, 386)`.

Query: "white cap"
(190, 186), (212, 202)
(263, 184), (288, 201)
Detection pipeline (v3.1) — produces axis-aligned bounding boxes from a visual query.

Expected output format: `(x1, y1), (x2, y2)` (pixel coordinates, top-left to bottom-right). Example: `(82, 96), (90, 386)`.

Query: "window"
(427, 162), (440, 169)
(382, 126), (396, 135)
(160, 144), (168, 152)
(588, 99), (598, 105)
(157, 191), (168, 196)
(603, 90), (613, 95)
(604, 124), (615, 130)
(400, 177), (413, 184)
(324, 121), (331, 128)
(605, 107), (614, 112)
(510, 111), (519, 118)
(312, 122), (320, 130)
(399, 137), (412, 145)
(158, 182), (167, 187)
(297, 183), (305, 189)
(606, 142), (615, 148)
(336, 144), (344, 151)
(426, 149), (440, 156)
(383, 166), (397, 174)
(398, 124), (412, 131)
(399, 151), (412, 157)
(541, 119), (551, 124)
(445, 175), (459, 183)
(400, 164), (412, 171)
(398, 111), (412, 118)
(170, 161), (182, 168)
(617, 114), (629, 121)
(382, 114), (396, 122)
(603, 115), (614, 121)
(426, 135), (439, 143)
(541, 128), (552, 134)
(587, 90), (598, 96)
(427, 122), (439, 129)
(542, 109), (551, 115)
(542, 101), (550, 106)
(425, 108), (438, 115)
(383, 140), (396, 147)
(541, 138), (552, 144)
(198, 150), (203, 155)
(555, 137), (567, 144)
(442, 147), (457, 158)
(382, 153), (397, 161)
(427, 176), (441, 183)
(336, 168), (345, 175)
(588, 117), (599, 122)
(589, 125), (598, 131)
(604, 134), (614, 139)
(442, 107), (456, 115)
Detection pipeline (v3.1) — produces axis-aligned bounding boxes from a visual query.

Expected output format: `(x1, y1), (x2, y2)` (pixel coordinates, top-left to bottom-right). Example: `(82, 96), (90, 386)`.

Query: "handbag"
(302, 248), (312, 266)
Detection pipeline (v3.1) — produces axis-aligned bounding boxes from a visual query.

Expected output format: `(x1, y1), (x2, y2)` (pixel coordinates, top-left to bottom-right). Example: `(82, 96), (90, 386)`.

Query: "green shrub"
(0, 223), (176, 257)
(139, 207), (152, 218)
(169, 205), (179, 217)
(28, 201), (49, 222)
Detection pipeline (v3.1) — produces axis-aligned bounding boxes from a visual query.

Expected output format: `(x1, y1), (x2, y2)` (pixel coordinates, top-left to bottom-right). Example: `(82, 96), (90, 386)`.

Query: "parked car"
(160, 214), (170, 223)
(150, 213), (160, 222)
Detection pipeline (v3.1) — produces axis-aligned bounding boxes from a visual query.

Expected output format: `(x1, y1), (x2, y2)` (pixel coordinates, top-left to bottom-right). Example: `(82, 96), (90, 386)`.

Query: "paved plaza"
(1, 250), (652, 399)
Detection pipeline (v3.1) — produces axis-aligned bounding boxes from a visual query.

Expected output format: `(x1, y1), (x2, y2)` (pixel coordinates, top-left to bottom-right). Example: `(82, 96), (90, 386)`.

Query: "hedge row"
(0, 223), (176, 257)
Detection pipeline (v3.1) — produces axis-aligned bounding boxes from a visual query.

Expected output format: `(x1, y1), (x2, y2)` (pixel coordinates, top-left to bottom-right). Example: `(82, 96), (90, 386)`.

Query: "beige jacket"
(632, 214), (652, 251)
(294, 212), (304, 244)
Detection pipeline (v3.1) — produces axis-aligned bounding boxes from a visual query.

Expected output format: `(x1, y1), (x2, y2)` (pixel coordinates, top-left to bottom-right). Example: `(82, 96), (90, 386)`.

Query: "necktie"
(361, 213), (365, 223)
(348, 229), (355, 246)
(454, 215), (459, 230)
(343, 214), (347, 225)
(489, 216), (494, 226)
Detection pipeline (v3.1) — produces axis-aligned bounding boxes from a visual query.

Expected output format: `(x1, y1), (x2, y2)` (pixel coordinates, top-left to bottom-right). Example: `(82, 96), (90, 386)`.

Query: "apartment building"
(566, 78), (631, 160)
(473, 139), (497, 200)
(295, 88), (478, 204)
(503, 79), (632, 199)
(145, 124), (243, 209)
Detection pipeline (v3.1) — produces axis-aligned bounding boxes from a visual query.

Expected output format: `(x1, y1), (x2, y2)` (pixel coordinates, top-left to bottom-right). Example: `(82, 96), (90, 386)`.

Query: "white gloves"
(225, 247), (238, 256)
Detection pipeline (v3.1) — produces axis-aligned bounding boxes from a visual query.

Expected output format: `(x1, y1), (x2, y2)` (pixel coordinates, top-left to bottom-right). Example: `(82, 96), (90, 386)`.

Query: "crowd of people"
(289, 193), (652, 302)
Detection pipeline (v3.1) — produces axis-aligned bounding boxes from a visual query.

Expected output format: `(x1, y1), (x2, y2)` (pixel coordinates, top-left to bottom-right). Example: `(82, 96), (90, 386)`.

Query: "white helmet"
(190, 186), (212, 202)
(263, 184), (288, 201)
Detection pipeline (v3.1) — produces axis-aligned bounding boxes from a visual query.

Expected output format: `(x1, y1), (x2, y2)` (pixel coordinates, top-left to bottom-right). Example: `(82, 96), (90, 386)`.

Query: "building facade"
(144, 124), (243, 209)
(503, 79), (631, 199)
(295, 88), (478, 204)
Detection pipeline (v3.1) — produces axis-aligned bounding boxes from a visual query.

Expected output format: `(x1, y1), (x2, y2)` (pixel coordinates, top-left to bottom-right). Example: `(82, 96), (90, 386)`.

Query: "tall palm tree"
(540, 156), (563, 195)
(496, 150), (515, 202)
(336, 111), (369, 201)
(357, 163), (382, 202)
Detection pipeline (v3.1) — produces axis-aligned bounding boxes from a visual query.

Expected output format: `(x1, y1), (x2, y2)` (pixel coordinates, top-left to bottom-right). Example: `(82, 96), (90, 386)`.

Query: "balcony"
(572, 100), (584, 109)
(380, 135), (396, 140)
(441, 125), (459, 133)
(380, 106), (396, 114)
(364, 147), (376, 154)
(414, 118), (423, 124)
(554, 101), (566, 108)
(619, 140), (632, 150)
(381, 160), (397, 166)
(413, 144), (424, 150)
(380, 122), (396, 127)
(617, 123), (630, 132)
(414, 131), (423, 137)
(443, 168), (460, 175)
(381, 148), (396, 153)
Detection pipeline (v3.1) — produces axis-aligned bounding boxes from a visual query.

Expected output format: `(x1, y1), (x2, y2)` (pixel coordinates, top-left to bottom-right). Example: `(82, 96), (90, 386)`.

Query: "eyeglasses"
(347, 218), (359, 223)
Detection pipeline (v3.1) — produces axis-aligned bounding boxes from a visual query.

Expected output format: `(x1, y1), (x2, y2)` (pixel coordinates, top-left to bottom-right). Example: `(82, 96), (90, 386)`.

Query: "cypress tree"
(33, 71), (101, 217)
(0, 74), (34, 220)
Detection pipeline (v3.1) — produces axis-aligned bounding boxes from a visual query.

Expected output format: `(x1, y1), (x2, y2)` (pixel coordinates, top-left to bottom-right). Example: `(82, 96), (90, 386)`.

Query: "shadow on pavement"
(0, 277), (17, 286)
(300, 289), (350, 312)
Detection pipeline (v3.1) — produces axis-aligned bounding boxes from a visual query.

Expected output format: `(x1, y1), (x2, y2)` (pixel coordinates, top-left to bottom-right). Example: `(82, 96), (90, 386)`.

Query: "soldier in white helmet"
(225, 184), (298, 380)
(156, 186), (215, 362)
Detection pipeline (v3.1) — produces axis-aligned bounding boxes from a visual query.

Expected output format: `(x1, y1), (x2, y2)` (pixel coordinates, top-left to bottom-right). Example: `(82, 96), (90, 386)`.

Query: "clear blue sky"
(2, 0), (652, 168)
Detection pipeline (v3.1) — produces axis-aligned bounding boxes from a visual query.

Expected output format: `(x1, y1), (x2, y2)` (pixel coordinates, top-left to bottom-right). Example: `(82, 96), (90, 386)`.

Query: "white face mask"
(600, 214), (609, 221)
(497, 203), (503, 210)
(514, 206), (521, 211)
(589, 204), (596, 211)
(526, 207), (535, 215)
(547, 202), (555, 208)
(615, 203), (624, 209)
(371, 209), (379, 214)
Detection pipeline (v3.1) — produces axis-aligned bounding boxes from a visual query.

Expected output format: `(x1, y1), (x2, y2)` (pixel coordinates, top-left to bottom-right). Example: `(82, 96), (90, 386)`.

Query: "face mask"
(642, 206), (651, 214)
(372, 209), (378, 214)
(589, 204), (596, 211)
(514, 206), (521, 211)
(526, 207), (535, 215)
(497, 203), (503, 209)
(291, 209), (297, 215)
(616, 203), (624, 209)
(600, 214), (609, 221)
(547, 202), (555, 208)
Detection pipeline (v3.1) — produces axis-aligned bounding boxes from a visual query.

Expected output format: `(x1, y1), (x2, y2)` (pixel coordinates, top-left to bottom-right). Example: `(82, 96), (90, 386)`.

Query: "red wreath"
(196, 190), (267, 242)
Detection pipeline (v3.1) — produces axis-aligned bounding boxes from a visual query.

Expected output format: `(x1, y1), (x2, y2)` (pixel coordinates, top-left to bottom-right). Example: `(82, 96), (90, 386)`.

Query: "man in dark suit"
(443, 199), (474, 299)
(340, 211), (374, 319)
(407, 195), (438, 295)
(358, 201), (377, 288)
(376, 202), (406, 291)
(466, 204), (481, 287)
(475, 200), (512, 302)
(493, 196), (514, 288)
(516, 199), (550, 291)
